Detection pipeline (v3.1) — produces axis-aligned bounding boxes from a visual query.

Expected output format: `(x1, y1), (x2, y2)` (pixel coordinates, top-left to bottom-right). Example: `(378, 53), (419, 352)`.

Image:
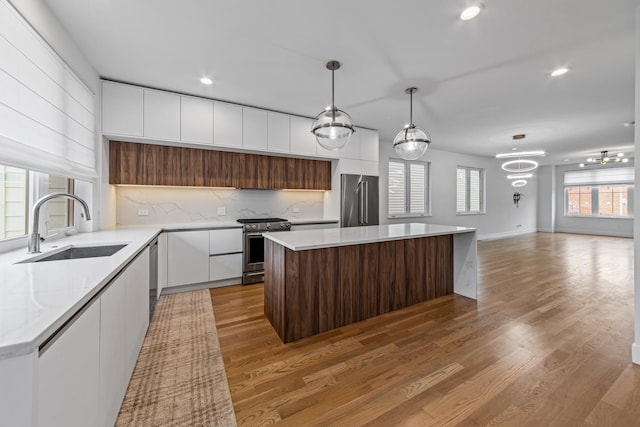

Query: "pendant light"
(393, 87), (431, 160)
(311, 60), (355, 150)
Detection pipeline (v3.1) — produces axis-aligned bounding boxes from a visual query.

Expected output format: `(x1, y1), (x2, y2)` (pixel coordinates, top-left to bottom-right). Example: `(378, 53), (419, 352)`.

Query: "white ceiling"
(44, 0), (639, 165)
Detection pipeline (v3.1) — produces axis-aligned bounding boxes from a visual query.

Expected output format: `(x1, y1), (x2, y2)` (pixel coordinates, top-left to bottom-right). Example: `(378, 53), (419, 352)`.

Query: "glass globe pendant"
(311, 60), (355, 150)
(393, 87), (431, 160)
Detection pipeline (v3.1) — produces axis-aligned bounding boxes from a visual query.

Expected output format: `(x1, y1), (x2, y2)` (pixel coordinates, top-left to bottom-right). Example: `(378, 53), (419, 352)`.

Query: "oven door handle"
(246, 232), (264, 237)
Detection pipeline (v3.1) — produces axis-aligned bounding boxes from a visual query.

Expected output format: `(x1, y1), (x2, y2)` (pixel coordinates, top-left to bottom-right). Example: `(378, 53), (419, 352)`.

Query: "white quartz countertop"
(0, 227), (161, 359)
(264, 223), (476, 251)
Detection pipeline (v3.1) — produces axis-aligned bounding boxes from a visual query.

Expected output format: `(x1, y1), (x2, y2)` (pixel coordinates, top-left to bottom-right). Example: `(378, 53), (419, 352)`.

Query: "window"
(564, 167), (634, 218)
(0, 164), (75, 241)
(388, 159), (429, 217)
(457, 167), (484, 214)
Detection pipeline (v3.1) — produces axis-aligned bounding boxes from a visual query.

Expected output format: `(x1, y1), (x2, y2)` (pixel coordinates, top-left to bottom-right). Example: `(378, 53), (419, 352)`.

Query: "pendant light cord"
(331, 68), (336, 122)
(409, 89), (413, 127)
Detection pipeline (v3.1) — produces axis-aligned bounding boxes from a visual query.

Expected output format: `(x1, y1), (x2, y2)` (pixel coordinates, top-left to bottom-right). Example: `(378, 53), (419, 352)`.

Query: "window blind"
(0, 0), (96, 181)
(456, 168), (466, 212)
(409, 163), (425, 214)
(564, 167), (634, 186)
(469, 169), (481, 212)
(388, 161), (406, 216)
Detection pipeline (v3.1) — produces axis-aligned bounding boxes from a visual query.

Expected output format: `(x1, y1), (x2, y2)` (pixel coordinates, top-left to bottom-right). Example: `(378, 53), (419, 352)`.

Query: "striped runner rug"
(116, 290), (236, 426)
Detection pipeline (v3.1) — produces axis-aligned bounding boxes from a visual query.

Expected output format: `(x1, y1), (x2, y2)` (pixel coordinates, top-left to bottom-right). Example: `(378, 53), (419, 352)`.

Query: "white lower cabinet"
(28, 246), (151, 427)
(99, 248), (150, 427)
(37, 301), (100, 427)
(167, 230), (210, 287)
(210, 253), (243, 281)
(99, 266), (129, 427)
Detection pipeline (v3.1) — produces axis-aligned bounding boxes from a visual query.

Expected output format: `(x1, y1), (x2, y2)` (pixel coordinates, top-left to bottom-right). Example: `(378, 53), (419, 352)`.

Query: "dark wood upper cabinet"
(109, 140), (331, 190)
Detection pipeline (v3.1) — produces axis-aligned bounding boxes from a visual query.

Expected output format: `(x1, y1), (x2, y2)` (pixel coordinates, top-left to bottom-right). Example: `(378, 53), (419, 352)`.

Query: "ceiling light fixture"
(393, 87), (431, 160)
(550, 67), (569, 77)
(311, 60), (355, 151)
(460, 5), (482, 20)
(512, 180), (527, 187)
(501, 159), (539, 173)
(496, 150), (545, 158)
(199, 77), (213, 85)
(579, 150), (627, 167)
(507, 173), (533, 179)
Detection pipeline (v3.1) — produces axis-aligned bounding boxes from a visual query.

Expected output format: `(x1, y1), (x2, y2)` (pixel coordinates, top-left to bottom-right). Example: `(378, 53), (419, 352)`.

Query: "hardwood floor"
(210, 232), (639, 426)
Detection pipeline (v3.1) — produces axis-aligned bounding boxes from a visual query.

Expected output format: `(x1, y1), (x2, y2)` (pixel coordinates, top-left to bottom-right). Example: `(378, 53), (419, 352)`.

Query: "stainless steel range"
(237, 218), (291, 285)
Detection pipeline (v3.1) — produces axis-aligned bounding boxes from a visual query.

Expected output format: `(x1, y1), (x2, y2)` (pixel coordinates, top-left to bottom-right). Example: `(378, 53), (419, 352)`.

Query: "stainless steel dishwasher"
(149, 237), (158, 320)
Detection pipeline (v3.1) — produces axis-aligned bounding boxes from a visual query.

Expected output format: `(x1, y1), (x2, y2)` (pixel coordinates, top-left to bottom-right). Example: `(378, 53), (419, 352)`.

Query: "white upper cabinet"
(102, 81), (143, 136)
(180, 96), (213, 145)
(267, 112), (290, 153)
(143, 89), (180, 141)
(339, 127), (361, 160)
(289, 116), (317, 156)
(359, 128), (379, 162)
(242, 107), (268, 151)
(214, 102), (243, 148)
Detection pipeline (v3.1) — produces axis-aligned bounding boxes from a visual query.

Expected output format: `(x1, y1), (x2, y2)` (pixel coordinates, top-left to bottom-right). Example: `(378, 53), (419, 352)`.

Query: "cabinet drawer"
(209, 229), (242, 255)
(209, 253), (242, 281)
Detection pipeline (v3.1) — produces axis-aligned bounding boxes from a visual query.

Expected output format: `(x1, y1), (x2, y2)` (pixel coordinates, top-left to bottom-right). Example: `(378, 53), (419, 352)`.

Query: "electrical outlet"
(292, 207), (300, 213)
(137, 209), (149, 216)
(217, 207), (226, 216)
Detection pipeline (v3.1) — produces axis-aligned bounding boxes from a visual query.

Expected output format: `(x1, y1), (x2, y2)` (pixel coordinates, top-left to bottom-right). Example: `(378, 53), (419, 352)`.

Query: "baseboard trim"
(554, 227), (633, 238)
(478, 228), (537, 241)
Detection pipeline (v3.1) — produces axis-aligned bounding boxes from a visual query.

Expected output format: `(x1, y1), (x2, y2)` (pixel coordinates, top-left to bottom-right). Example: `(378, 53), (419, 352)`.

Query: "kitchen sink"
(19, 244), (128, 263)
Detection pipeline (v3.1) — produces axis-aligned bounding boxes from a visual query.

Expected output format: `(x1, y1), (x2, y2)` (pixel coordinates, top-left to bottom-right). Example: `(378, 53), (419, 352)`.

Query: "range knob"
(266, 223), (271, 230)
(282, 223), (290, 230)
(251, 224), (257, 230)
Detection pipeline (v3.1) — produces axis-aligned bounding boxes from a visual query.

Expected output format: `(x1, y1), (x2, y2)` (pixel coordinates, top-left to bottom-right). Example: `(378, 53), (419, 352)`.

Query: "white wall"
(8, 0), (114, 230)
(550, 162), (634, 238)
(632, 6), (640, 366)
(379, 142), (538, 240)
(536, 165), (555, 232)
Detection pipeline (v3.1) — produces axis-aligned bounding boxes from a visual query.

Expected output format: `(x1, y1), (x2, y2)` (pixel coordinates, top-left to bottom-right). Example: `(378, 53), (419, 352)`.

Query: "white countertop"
(264, 223), (476, 251)
(0, 228), (161, 359)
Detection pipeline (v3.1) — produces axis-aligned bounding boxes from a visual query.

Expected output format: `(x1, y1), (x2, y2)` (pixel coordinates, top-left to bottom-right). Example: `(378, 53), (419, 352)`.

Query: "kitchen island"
(263, 223), (477, 343)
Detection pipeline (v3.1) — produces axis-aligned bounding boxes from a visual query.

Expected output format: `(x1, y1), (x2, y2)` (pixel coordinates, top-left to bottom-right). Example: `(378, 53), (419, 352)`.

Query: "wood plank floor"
(210, 232), (640, 426)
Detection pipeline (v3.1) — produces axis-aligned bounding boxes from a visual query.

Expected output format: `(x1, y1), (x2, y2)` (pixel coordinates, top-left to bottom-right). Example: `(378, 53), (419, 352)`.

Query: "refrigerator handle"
(364, 181), (369, 224)
(358, 180), (365, 225)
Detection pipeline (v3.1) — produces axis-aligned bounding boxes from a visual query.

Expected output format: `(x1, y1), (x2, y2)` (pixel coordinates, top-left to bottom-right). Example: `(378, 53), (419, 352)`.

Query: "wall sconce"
(513, 192), (523, 207)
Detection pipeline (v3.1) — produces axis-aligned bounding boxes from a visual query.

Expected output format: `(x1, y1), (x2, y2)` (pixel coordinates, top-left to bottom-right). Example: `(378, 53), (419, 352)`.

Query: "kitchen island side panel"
(264, 239), (285, 336)
(265, 234), (455, 343)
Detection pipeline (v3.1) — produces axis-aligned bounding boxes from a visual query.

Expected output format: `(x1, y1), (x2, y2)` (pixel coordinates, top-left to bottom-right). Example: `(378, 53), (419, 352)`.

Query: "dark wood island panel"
(264, 235), (453, 343)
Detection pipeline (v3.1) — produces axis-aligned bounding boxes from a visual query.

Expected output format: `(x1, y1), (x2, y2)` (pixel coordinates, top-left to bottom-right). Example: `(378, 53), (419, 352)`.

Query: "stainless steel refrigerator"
(341, 174), (379, 227)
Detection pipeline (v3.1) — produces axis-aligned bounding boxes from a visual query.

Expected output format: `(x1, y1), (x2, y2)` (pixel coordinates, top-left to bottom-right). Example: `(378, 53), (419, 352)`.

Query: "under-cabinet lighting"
(115, 184), (236, 190)
(281, 189), (326, 192)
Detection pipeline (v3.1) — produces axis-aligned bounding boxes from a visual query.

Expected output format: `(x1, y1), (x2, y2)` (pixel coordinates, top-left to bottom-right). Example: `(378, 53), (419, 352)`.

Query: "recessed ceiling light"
(550, 67), (569, 77)
(622, 158), (629, 163)
(563, 159), (569, 162)
(460, 5), (482, 20)
(512, 147), (518, 151)
(200, 77), (213, 85)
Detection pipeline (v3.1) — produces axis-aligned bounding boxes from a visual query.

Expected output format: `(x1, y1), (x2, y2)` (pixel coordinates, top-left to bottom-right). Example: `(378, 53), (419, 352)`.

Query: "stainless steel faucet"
(28, 192), (92, 254)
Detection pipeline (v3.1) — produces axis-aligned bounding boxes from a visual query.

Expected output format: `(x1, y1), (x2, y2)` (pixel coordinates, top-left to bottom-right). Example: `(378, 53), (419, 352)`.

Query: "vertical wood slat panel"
(317, 248), (339, 332)
(338, 245), (360, 326)
(108, 140), (331, 189)
(265, 235), (456, 343)
(264, 239), (285, 337)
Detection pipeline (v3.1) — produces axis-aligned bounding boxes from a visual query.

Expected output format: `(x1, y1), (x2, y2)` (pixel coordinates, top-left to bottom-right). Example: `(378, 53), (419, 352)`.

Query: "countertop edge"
(264, 225), (476, 251)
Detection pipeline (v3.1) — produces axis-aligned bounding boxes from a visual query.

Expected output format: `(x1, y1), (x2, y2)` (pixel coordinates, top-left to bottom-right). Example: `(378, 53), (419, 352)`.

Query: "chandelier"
(579, 151), (628, 167)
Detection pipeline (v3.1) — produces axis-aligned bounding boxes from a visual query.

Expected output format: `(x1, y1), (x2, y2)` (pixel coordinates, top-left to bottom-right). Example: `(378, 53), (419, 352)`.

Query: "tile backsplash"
(116, 186), (325, 226)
